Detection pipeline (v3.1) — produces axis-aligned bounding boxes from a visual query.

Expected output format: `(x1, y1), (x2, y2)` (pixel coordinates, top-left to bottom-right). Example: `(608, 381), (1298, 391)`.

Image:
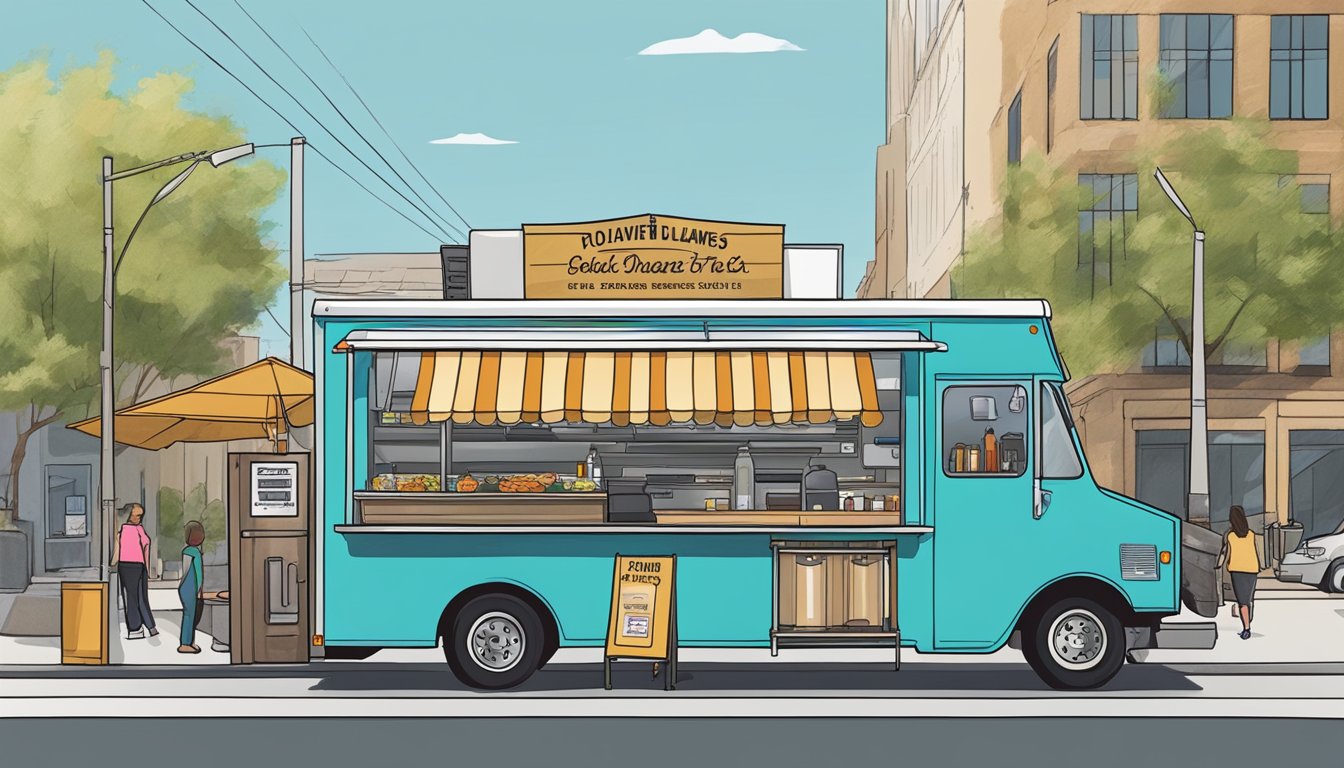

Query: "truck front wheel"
(1023, 597), (1125, 690)
(444, 594), (546, 690)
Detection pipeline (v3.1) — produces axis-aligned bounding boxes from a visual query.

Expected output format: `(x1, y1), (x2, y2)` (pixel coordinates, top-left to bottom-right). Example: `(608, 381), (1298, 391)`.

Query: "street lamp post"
(1153, 167), (1210, 526)
(98, 144), (255, 586)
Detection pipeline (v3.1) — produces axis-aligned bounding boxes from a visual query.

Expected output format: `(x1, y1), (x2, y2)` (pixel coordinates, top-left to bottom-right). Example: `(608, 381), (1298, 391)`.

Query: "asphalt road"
(1, 717), (1337, 767)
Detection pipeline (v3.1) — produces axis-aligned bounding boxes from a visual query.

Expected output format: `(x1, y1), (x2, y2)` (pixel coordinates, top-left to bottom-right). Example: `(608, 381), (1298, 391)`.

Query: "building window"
(1289, 430), (1344, 540)
(1271, 15), (1329, 120)
(1008, 89), (1023, 166)
(1081, 14), (1138, 120)
(1299, 336), (1332, 367)
(1078, 173), (1137, 293)
(1159, 14), (1234, 118)
(1047, 37), (1059, 152)
(1278, 174), (1331, 214)
(1217, 341), (1268, 370)
(942, 384), (1029, 477)
(1136, 430), (1265, 528)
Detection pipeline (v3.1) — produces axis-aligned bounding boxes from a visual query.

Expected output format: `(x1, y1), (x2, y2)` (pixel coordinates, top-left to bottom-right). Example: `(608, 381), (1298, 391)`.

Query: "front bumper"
(1126, 620), (1217, 651)
(1278, 554), (1329, 586)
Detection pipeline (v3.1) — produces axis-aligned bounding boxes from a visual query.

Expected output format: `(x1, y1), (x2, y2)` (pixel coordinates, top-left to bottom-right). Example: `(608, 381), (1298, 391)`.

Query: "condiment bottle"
(968, 446), (980, 472)
(844, 494), (854, 511)
(984, 428), (997, 474)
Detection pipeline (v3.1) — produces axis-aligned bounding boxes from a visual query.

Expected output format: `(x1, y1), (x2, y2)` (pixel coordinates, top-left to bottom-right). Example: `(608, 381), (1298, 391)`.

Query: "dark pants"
(119, 562), (156, 632)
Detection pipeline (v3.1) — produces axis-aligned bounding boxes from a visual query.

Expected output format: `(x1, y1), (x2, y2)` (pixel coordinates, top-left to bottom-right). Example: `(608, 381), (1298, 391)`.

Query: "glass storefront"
(1288, 430), (1344, 540)
(1135, 430), (1265, 532)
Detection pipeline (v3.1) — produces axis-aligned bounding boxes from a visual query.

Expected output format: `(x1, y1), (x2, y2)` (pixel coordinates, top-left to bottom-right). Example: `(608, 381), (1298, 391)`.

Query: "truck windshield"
(1040, 383), (1083, 479)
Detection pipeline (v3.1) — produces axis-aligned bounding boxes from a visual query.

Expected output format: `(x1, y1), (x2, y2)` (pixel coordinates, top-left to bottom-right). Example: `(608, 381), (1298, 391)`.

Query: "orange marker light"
(1159, 551), (1172, 564)
(1029, 325), (1039, 335)
(312, 634), (324, 646)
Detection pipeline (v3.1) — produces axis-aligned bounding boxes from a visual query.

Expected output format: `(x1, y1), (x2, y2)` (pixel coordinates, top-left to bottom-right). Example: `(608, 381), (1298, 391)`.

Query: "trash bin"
(1266, 521), (1281, 568)
(204, 594), (230, 653)
(1281, 522), (1305, 557)
(60, 581), (108, 665)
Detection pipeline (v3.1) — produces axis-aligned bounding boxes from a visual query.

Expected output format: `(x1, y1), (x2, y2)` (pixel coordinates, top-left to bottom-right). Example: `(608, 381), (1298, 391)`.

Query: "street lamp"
(1153, 167), (1210, 527)
(99, 144), (255, 585)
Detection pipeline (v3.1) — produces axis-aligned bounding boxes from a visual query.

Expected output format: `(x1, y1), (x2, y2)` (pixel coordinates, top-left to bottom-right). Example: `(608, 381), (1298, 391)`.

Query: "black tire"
(538, 635), (559, 670)
(1324, 560), (1344, 594)
(1023, 596), (1125, 690)
(444, 594), (546, 690)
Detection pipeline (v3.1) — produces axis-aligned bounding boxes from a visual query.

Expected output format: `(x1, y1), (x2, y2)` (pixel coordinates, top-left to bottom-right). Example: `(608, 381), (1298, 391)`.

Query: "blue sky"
(7, 0), (885, 358)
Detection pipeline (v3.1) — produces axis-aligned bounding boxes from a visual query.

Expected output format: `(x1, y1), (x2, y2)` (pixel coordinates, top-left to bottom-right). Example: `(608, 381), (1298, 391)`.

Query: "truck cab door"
(932, 379), (1034, 647)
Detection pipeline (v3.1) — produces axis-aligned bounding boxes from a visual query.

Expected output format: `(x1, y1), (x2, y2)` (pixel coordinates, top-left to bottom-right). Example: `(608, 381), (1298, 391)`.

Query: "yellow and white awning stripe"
(407, 350), (882, 427)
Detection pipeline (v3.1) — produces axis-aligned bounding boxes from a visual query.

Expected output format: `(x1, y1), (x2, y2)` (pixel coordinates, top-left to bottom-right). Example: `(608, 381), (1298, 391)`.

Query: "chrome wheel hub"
(1048, 609), (1106, 671)
(468, 612), (525, 672)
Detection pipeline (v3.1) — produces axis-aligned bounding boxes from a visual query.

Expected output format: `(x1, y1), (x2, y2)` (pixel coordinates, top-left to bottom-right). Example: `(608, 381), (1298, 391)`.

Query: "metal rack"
(769, 542), (900, 670)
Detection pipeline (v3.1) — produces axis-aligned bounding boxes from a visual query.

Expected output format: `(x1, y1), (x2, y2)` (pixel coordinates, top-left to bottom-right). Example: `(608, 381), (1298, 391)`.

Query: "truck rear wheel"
(1023, 596), (1124, 690)
(444, 594), (545, 690)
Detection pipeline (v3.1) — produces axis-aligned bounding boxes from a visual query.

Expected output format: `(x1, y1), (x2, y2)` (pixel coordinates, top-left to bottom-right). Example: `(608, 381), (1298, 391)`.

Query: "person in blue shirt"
(177, 520), (206, 654)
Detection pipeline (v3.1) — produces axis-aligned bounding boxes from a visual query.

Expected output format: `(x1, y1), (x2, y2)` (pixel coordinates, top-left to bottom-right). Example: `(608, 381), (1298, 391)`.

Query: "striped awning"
(404, 351), (883, 427)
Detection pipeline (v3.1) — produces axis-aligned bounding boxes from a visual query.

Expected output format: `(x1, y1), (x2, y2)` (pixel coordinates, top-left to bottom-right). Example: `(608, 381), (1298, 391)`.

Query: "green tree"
(157, 483), (227, 563)
(0, 54), (286, 525)
(955, 119), (1344, 376)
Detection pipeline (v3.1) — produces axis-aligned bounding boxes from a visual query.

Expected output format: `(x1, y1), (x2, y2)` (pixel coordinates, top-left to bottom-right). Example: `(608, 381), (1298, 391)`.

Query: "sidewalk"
(1140, 579), (1344, 665)
(3, 577), (1338, 669)
(0, 585), (227, 665)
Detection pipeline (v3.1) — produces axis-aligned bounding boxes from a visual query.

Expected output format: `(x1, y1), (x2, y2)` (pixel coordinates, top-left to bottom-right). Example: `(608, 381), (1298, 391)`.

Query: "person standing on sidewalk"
(177, 521), (206, 654)
(110, 503), (158, 640)
(1219, 505), (1261, 640)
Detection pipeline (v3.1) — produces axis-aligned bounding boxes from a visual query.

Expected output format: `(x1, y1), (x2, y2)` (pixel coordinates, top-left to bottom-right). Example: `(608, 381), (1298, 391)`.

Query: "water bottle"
(733, 446), (755, 510)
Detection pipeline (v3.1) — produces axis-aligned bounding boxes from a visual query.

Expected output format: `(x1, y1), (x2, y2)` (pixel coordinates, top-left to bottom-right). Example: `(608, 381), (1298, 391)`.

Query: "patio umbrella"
(67, 357), (314, 451)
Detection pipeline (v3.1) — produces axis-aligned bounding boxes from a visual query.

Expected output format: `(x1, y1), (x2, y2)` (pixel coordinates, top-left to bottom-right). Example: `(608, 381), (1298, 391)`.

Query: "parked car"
(1278, 523), (1344, 593)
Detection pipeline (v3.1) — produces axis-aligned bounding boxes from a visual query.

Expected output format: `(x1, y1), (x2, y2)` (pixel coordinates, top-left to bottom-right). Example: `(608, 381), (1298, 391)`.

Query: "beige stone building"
(859, 1), (1344, 553)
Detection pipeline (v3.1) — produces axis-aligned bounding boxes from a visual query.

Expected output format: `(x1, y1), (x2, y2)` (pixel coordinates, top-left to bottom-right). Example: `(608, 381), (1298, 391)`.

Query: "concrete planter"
(0, 520), (32, 592)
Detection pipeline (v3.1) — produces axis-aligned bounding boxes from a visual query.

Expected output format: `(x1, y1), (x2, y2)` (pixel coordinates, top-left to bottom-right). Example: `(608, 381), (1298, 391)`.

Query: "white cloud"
(429, 132), (518, 145)
(638, 29), (803, 56)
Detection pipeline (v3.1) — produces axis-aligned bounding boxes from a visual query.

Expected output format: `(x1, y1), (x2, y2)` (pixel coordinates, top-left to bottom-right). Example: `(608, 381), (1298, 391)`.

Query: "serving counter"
(654, 511), (903, 526)
(355, 491), (607, 525)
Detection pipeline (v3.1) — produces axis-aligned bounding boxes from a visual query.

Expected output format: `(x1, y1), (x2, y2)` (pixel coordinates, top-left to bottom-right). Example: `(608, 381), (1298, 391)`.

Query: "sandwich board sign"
(604, 554), (677, 690)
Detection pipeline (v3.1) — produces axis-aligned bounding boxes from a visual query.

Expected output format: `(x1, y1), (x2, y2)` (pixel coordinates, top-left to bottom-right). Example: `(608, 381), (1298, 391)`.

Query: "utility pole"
(289, 136), (305, 369)
(1154, 168), (1209, 526)
(1188, 230), (1209, 525)
(100, 156), (115, 585)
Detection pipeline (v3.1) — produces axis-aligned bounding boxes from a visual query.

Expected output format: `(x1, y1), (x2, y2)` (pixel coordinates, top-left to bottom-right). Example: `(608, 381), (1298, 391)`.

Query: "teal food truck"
(311, 297), (1220, 690)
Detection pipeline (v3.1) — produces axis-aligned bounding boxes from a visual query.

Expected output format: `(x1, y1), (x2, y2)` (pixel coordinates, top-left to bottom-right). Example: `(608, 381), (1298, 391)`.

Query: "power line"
(179, 0), (458, 243)
(231, 0), (467, 242)
(263, 305), (292, 337)
(140, 0), (447, 243)
(300, 24), (473, 235)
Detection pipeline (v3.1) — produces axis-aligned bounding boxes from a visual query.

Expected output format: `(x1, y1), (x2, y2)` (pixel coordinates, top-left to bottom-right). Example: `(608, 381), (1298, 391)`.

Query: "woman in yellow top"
(1220, 505), (1261, 640)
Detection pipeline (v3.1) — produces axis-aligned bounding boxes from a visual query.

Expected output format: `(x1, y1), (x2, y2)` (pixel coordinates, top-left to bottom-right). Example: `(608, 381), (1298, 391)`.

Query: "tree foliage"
(157, 483), (227, 564)
(0, 55), (286, 521)
(955, 119), (1344, 376)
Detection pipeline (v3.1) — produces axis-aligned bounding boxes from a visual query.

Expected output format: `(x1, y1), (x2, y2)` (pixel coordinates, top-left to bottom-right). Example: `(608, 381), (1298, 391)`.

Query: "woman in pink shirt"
(110, 503), (157, 639)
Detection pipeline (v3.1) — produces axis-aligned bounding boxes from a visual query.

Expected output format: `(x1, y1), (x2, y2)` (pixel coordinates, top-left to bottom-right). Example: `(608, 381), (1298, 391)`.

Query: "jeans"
(119, 562), (156, 632)
(178, 574), (203, 646)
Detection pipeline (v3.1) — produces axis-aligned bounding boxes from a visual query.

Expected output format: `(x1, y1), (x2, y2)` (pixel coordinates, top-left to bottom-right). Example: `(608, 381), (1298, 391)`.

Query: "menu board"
(605, 555), (676, 661)
(251, 461), (299, 517)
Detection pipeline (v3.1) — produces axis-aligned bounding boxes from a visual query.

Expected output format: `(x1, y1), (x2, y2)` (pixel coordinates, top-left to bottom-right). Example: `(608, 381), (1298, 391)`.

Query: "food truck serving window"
(369, 352), (444, 492)
(352, 349), (907, 525)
